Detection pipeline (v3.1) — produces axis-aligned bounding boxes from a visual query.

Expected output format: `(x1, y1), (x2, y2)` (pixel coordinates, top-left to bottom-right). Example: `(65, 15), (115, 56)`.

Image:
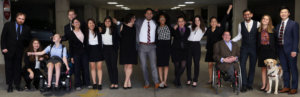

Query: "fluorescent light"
(174, 6), (180, 9)
(107, 2), (118, 4)
(116, 5), (124, 7)
(185, 1), (195, 4)
(121, 7), (129, 9)
(178, 4), (186, 7)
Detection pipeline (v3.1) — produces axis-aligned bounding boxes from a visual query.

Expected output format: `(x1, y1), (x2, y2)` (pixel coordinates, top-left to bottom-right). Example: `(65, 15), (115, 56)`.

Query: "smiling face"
(194, 17), (201, 27)
(104, 18), (112, 28)
(262, 15), (270, 26)
(68, 11), (77, 21)
(177, 18), (186, 28)
(280, 9), (290, 20)
(222, 31), (231, 42)
(243, 11), (253, 21)
(264, 59), (278, 69)
(88, 20), (95, 30)
(210, 18), (218, 28)
(145, 10), (153, 20)
(32, 40), (40, 50)
(72, 19), (81, 29)
(159, 15), (166, 25)
(52, 34), (61, 43)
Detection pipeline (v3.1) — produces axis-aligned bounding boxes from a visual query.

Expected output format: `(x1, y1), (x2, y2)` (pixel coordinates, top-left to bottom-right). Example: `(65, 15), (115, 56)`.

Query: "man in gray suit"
(135, 8), (160, 89)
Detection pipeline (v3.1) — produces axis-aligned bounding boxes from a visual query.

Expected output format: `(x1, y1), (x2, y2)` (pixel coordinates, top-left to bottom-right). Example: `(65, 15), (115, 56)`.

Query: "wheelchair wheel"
(234, 66), (242, 95)
(65, 75), (71, 91)
(212, 65), (219, 94)
(39, 75), (46, 92)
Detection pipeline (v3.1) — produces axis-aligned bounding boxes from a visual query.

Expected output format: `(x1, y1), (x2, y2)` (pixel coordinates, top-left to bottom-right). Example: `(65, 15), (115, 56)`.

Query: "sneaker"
(76, 87), (82, 91)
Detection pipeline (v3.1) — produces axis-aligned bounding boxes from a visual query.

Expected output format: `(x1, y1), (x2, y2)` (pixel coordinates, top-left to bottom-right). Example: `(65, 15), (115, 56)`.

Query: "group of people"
(1, 4), (299, 95)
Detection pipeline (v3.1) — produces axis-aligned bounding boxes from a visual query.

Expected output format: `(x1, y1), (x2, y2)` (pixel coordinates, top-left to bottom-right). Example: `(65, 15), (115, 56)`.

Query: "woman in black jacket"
(22, 39), (45, 90)
(64, 18), (90, 90)
(85, 18), (104, 90)
(100, 16), (120, 89)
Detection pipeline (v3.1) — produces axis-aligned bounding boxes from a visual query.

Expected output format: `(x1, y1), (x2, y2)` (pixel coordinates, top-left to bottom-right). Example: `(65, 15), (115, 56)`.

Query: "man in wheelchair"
(28, 34), (70, 91)
(213, 31), (240, 85)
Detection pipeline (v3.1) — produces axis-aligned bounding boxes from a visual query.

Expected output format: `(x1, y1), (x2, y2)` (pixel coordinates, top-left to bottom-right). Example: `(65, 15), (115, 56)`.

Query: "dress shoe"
(240, 86), (247, 92)
(143, 85), (150, 89)
(7, 85), (13, 93)
(16, 86), (24, 91)
(155, 83), (160, 89)
(97, 85), (102, 90)
(289, 89), (297, 94)
(92, 84), (97, 89)
(247, 86), (253, 90)
(279, 88), (290, 93)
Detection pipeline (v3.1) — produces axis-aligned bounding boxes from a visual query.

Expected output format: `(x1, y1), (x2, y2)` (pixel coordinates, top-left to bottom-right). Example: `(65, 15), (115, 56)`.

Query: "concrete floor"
(0, 49), (299, 97)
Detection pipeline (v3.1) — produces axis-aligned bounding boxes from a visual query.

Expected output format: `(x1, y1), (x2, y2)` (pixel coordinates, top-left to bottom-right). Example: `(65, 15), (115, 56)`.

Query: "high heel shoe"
(186, 81), (191, 86)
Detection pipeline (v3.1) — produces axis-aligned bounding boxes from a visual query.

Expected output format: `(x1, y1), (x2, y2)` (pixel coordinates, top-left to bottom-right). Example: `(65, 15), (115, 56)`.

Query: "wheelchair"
(38, 60), (72, 92)
(211, 63), (242, 95)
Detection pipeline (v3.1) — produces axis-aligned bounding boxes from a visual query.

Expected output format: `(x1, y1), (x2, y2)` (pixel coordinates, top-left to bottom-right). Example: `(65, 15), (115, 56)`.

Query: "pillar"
(98, 8), (107, 22)
(84, 4), (97, 21)
(207, 5), (218, 23)
(0, 0), (11, 65)
(232, 0), (247, 37)
(55, 0), (69, 35)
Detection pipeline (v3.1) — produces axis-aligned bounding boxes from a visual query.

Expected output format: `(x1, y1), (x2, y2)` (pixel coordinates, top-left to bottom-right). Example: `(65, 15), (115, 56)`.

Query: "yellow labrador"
(264, 59), (283, 94)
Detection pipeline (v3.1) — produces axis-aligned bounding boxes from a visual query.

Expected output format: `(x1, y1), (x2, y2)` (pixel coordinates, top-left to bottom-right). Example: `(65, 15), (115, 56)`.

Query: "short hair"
(16, 12), (26, 18)
(177, 15), (186, 21)
(279, 6), (290, 13)
(243, 9), (252, 14)
(209, 16), (218, 23)
(157, 13), (170, 25)
(145, 8), (153, 14)
(223, 31), (231, 36)
(68, 9), (76, 14)
(124, 13), (135, 24)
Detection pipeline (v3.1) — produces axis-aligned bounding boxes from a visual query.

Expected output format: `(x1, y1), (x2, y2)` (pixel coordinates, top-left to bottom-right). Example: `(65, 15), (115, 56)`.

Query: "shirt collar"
(282, 18), (289, 23)
(245, 19), (253, 24)
(224, 40), (232, 44)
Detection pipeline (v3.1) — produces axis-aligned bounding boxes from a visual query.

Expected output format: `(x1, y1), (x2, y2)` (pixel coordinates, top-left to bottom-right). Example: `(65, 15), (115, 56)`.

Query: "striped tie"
(147, 21), (150, 43)
(278, 22), (284, 45)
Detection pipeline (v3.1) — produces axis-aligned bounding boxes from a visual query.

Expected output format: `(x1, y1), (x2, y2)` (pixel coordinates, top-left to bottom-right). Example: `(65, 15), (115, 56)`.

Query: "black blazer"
(62, 23), (72, 41)
(100, 26), (119, 51)
(1, 21), (31, 57)
(171, 25), (191, 49)
(64, 29), (87, 57)
(85, 29), (103, 47)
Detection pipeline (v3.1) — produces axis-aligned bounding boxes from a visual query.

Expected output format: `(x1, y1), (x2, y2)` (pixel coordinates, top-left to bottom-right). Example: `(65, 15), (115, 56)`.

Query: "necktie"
(17, 24), (21, 40)
(247, 23), (251, 32)
(279, 22), (285, 45)
(147, 21), (150, 43)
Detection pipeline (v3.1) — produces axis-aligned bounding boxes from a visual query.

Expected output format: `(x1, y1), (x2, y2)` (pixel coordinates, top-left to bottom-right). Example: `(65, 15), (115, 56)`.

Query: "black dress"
(155, 25), (173, 66)
(257, 30), (277, 67)
(205, 15), (229, 62)
(119, 24), (138, 65)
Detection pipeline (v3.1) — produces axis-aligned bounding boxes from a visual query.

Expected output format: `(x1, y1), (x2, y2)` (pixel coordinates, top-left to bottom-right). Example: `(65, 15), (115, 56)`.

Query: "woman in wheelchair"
(28, 34), (70, 90)
(23, 39), (45, 90)
(213, 31), (240, 85)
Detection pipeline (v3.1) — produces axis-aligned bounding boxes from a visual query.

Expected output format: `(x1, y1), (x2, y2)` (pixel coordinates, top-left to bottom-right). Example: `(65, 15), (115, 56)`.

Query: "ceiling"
(15, 0), (232, 10)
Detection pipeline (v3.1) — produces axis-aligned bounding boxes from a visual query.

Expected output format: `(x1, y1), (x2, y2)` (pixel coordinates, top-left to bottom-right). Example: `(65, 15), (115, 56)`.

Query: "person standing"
(155, 13), (173, 88)
(276, 6), (299, 94)
(119, 14), (137, 89)
(232, 9), (260, 92)
(186, 15), (206, 87)
(205, 5), (232, 84)
(172, 16), (191, 88)
(135, 8), (160, 89)
(257, 15), (277, 92)
(64, 18), (90, 90)
(100, 16), (120, 89)
(85, 18), (104, 90)
(1, 12), (31, 92)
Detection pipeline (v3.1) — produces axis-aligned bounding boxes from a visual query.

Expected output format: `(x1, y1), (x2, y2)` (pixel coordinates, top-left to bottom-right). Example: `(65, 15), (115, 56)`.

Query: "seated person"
(28, 34), (70, 90)
(23, 39), (45, 90)
(213, 31), (240, 83)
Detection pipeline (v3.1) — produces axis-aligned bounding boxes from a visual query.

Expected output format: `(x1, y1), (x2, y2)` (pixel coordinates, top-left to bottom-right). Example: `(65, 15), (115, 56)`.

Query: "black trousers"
(4, 52), (23, 86)
(23, 69), (41, 88)
(103, 45), (118, 84)
(186, 42), (201, 82)
(73, 53), (90, 87)
(240, 47), (257, 87)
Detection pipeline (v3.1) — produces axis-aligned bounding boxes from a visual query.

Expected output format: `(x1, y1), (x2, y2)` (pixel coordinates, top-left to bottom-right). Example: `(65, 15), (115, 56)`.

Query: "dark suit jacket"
(62, 23), (72, 41)
(1, 21), (31, 57)
(99, 26), (119, 51)
(275, 19), (299, 53)
(84, 29), (103, 47)
(171, 26), (191, 49)
(63, 29), (87, 57)
(213, 40), (240, 71)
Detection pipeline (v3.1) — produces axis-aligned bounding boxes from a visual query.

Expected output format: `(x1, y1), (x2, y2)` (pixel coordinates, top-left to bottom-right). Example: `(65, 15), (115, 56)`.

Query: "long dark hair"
(102, 16), (116, 35)
(87, 18), (97, 37)
(26, 38), (43, 62)
(192, 15), (206, 32)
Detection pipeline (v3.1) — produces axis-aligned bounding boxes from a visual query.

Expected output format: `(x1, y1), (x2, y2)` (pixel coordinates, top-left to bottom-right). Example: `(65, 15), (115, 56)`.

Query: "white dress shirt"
(188, 26), (206, 41)
(88, 30), (99, 45)
(102, 28), (113, 45)
(278, 18), (289, 44)
(232, 20), (261, 42)
(139, 19), (156, 43)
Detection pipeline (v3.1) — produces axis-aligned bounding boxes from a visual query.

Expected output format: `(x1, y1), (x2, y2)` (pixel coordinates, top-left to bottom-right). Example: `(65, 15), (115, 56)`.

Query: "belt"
(139, 42), (155, 45)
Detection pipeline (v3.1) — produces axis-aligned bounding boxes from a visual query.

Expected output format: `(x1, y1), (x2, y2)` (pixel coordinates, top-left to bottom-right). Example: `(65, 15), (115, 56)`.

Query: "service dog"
(264, 59), (283, 94)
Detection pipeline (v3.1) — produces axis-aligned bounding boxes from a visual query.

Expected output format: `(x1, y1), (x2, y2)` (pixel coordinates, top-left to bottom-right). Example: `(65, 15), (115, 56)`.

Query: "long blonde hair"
(258, 14), (274, 33)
